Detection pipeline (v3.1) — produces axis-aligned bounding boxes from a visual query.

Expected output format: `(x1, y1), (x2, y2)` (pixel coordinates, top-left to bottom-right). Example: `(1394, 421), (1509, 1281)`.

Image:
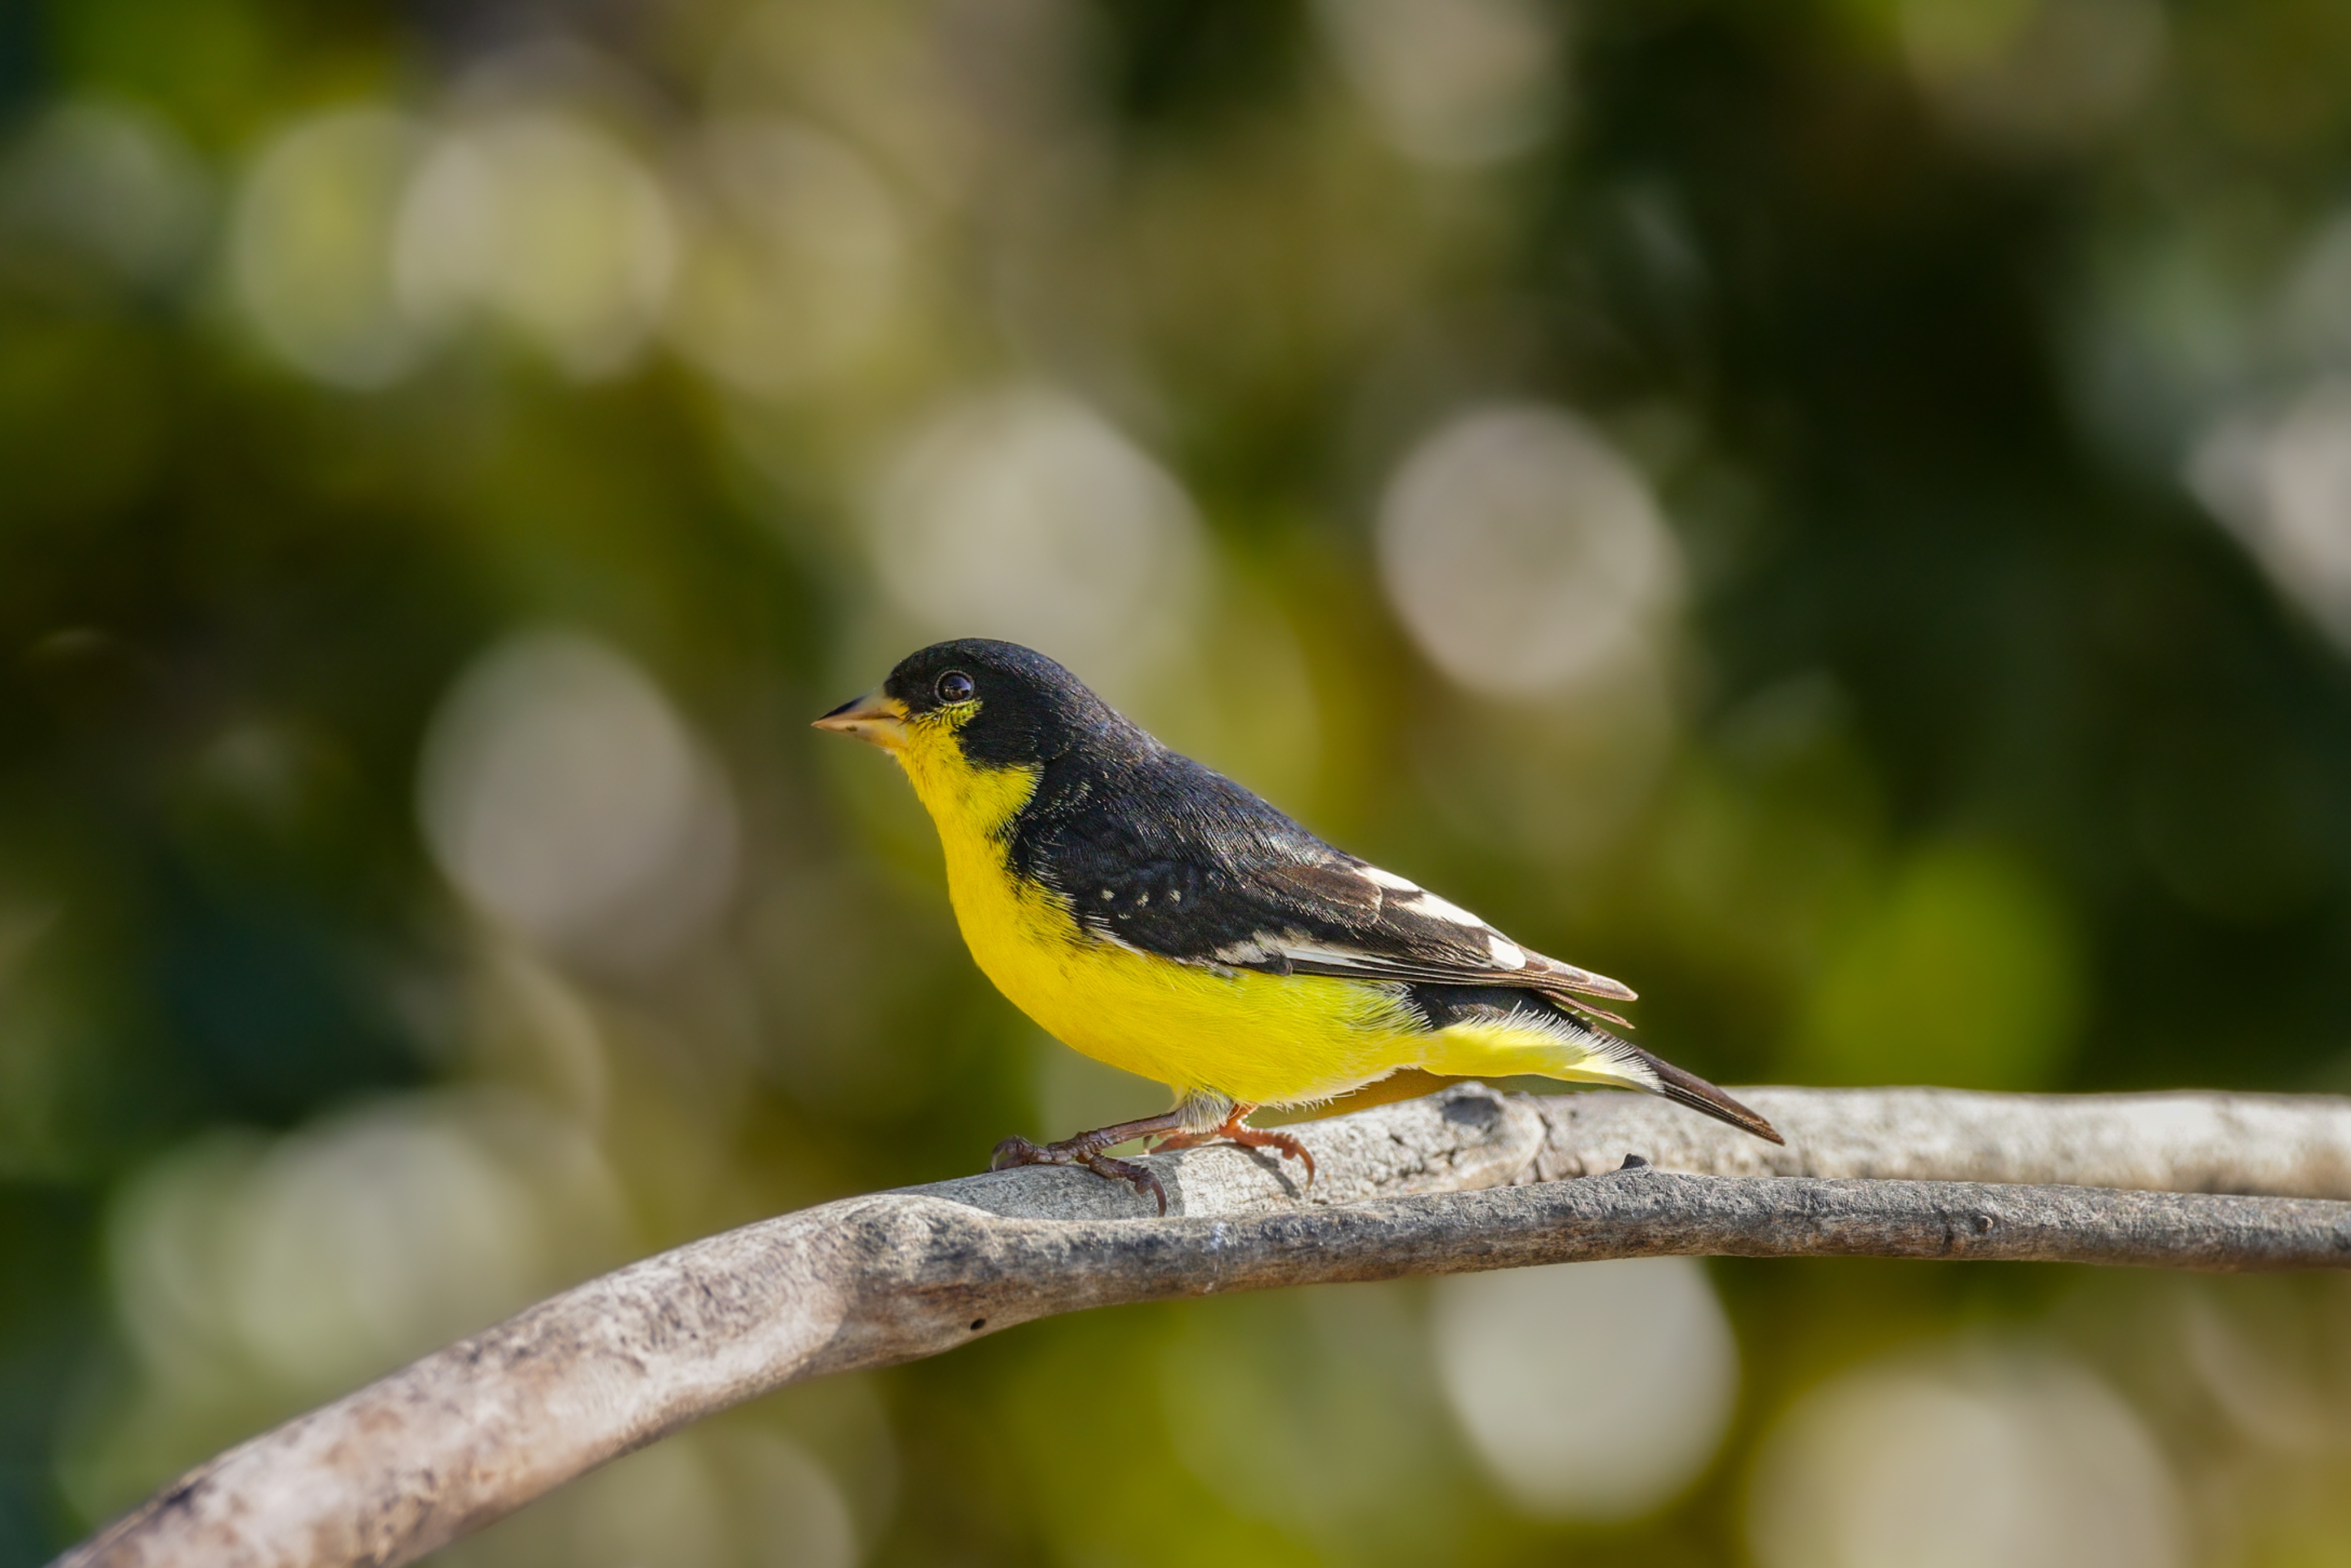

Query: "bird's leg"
(990, 1111), (1185, 1214)
(1152, 1103), (1317, 1188)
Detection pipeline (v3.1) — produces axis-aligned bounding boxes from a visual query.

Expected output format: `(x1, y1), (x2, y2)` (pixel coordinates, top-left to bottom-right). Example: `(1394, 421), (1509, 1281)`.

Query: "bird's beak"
(812, 688), (909, 749)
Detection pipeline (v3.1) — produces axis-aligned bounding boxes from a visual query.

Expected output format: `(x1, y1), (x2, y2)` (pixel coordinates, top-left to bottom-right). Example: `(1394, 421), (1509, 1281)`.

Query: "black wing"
(1013, 743), (1635, 1023)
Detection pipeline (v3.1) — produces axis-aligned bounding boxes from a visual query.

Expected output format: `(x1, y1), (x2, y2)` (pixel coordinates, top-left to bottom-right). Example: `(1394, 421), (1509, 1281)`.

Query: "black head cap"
(883, 639), (1128, 768)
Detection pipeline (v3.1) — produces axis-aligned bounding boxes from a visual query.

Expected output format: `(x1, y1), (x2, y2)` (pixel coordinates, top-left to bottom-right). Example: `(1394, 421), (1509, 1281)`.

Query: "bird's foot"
(989, 1115), (1179, 1214)
(1153, 1104), (1317, 1188)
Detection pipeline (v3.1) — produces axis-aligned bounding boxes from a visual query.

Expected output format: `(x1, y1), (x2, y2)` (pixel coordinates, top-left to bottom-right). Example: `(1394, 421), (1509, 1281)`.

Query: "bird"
(814, 638), (1780, 1211)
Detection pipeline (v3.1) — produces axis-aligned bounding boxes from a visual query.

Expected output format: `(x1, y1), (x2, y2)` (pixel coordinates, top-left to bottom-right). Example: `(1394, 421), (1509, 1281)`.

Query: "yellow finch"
(817, 639), (1779, 1210)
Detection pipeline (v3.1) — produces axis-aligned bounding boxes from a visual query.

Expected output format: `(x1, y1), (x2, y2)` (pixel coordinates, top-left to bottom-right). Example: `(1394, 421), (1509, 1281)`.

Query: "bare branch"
(57, 1084), (2351, 1568)
(1527, 1085), (2351, 1194)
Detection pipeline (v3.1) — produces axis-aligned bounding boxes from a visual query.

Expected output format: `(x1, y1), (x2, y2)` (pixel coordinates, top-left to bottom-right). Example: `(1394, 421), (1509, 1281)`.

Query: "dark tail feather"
(1636, 1050), (1784, 1145)
(1558, 996), (1635, 1031)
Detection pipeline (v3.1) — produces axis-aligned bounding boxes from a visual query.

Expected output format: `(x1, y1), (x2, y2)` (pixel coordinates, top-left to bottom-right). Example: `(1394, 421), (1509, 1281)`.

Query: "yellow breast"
(890, 728), (1423, 1105)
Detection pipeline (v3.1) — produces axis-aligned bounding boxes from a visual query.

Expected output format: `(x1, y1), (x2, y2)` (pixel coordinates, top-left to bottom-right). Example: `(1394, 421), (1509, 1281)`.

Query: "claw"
(986, 1101), (1314, 1213)
(990, 1135), (1043, 1171)
(1083, 1152), (1167, 1214)
(986, 1112), (1183, 1214)
(1238, 1125), (1316, 1187)
(1151, 1104), (1315, 1188)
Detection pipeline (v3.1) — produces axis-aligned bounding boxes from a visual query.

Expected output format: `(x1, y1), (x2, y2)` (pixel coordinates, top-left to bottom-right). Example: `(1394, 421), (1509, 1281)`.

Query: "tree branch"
(58, 1084), (2351, 1568)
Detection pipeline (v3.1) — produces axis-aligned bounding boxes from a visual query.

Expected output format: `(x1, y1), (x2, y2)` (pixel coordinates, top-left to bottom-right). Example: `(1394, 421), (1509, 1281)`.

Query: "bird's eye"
(936, 670), (975, 703)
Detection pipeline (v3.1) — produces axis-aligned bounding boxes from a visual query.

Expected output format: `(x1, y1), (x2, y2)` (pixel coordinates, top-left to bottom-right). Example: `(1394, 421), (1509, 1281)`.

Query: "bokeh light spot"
(1377, 404), (1682, 701)
(0, 98), (209, 286)
(1314, 0), (1560, 167)
(418, 631), (739, 973)
(80, 1088), (629, 1520)
(2191, 378), (2351, 655)
(394, 111), (677, 380)
(1432, 1258), (1739, 1519)
(666, 119), (905, 396)
(229, 106), (429, 388)
(453, 1427), (858, 1568)
(870, 386), (1205, 693)
(1899, 0), (2168, 156)
(1748, 1347), (2183, 1568)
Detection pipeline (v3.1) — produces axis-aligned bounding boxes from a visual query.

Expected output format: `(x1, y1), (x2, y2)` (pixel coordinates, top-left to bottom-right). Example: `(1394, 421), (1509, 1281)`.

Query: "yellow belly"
(889, 731), (1636, 1107)
(947, 835), (1425, 1105)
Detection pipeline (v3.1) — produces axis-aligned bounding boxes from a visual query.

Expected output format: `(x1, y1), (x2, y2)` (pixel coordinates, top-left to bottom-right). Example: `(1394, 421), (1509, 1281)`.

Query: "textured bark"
(1526, 1085), (2351, 1193)
(56, 1084), (2351, 1568)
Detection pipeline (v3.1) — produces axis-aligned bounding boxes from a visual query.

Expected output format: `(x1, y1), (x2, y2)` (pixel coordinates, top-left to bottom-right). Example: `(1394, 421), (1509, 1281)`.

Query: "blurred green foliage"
(7, 0), (2351, 1563)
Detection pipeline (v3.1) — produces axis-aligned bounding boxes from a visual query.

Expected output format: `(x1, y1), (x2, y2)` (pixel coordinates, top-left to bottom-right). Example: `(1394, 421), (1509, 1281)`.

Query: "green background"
(6, 0), (2351, 1563)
